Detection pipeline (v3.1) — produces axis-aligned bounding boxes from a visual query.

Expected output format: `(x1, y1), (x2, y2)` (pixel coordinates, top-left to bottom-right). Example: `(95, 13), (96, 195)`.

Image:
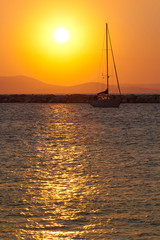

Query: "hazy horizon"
(0, 75), (160, 94)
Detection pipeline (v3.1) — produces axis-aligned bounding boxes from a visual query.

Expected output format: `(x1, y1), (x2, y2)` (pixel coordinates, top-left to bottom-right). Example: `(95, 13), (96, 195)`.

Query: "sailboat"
(90, 23), (121, 108)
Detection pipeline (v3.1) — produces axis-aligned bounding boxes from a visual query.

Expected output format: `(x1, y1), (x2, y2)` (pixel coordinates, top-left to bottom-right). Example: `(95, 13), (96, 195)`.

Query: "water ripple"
(0, 103), (160, 239)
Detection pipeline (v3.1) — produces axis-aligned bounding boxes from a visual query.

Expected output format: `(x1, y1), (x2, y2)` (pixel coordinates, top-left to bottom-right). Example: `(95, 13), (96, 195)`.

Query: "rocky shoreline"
(0, 94), (160, 103)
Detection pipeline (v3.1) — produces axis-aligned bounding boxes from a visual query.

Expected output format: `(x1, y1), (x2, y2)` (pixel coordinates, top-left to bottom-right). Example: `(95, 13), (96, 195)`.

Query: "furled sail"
(97, 88), (108, 95)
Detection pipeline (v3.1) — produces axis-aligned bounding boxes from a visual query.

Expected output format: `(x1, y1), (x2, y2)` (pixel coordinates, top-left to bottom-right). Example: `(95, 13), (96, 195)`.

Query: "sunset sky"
(0, 0), (160, 87)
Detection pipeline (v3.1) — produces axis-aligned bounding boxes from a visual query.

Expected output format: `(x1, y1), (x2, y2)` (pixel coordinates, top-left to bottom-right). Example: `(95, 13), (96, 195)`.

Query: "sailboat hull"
(90, 99), (120, 108)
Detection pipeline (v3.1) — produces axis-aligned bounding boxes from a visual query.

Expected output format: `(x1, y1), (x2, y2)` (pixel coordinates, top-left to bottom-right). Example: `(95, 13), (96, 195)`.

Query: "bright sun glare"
(54, 27), (70, 43)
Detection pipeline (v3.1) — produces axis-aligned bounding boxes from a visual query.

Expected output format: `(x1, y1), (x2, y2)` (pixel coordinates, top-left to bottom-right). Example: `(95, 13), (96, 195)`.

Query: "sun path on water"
(54, 27), (70, 43)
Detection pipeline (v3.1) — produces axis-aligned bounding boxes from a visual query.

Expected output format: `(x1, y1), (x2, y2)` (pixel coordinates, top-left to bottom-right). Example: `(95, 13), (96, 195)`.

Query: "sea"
(0, 103), (160, 240)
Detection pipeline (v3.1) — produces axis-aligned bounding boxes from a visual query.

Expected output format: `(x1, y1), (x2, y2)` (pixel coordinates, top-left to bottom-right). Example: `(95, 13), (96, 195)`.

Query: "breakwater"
(0, 94), (160, 103)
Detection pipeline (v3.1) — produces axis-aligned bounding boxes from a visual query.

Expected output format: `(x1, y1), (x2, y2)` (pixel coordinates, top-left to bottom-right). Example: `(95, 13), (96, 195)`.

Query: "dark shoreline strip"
(0, 94), (160, 103)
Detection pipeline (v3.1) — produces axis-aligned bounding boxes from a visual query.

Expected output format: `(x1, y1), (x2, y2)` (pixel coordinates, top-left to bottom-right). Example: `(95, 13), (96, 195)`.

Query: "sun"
(54, 27), (70, 43)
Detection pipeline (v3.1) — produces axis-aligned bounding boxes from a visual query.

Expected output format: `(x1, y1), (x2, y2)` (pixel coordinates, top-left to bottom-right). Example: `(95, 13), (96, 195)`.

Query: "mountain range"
(0, 76), (160, 94)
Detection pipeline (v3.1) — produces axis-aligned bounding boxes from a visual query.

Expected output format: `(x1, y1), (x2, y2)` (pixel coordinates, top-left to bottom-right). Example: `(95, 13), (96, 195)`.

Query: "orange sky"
(0, 0), (160, 87)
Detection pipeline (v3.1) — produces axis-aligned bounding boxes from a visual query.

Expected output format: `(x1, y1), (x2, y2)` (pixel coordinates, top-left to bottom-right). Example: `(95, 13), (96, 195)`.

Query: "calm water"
(0, 103), (160, 240)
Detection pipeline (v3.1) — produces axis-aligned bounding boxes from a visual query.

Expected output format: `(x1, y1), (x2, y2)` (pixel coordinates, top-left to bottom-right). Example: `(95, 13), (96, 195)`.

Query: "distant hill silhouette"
(0, 76), (160, 94)
(0, 76), (106, 94)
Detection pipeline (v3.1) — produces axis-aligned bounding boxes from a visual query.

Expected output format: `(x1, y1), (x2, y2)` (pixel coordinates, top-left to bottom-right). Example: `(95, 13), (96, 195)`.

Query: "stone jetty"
(0, 94), (160, 103)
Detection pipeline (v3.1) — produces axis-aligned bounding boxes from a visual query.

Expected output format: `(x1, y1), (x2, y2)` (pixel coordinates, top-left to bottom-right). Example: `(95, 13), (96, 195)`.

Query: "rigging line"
(106, 24), (109, 96)
(97, 29), (106, 92)
(108, 29), (121, 95)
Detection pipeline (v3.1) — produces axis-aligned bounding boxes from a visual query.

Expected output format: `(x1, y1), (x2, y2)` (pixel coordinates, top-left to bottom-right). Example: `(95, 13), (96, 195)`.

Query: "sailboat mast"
(108, 29), (121, 95)
(106, 23), (109, 96)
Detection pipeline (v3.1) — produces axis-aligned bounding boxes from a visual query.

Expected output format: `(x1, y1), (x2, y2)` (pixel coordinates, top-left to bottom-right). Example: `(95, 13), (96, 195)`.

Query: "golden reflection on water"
(1, 104), (159, 239)
(19, 157), (101, 238)
(17, 106), (103, 239)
